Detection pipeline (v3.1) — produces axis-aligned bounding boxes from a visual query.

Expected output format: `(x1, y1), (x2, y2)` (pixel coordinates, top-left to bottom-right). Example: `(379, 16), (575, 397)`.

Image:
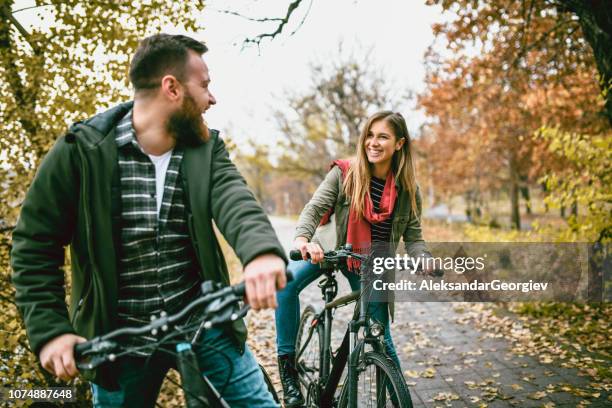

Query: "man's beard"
(166, 93), (209, 147)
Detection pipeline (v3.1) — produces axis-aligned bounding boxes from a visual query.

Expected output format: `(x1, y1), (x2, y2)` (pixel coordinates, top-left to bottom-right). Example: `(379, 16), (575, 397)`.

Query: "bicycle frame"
(347, 264), (378, 407)
(297, 262), (387, 408)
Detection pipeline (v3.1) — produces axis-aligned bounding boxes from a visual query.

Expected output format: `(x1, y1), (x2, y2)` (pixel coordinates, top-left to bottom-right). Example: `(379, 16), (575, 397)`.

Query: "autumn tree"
(0, 1), (207, 401)
(420, 0), (607, 229)
(274, 50), (402, 183)
(0, 1), (209, 223)
(556, 0), (612, 126)
(536, 127), (611, 242)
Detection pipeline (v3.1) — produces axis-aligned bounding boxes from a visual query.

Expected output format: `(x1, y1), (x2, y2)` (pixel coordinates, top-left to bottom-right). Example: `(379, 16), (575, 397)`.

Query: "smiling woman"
(343, 111), (418, 221)
(274, 110), (433, 407)
(366, 120), (404, 171)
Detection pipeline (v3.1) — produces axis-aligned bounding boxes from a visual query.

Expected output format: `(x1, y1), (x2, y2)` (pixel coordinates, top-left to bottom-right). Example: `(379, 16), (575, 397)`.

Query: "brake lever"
(77, 354), (112, 371)
(75, 340), (119, 370)
(206, 293), (242, 315)
(76, 339), (118, 356)
(231, 304), (250, 322)
(198, 294), (248, 329)
(208, 303), (249, 328)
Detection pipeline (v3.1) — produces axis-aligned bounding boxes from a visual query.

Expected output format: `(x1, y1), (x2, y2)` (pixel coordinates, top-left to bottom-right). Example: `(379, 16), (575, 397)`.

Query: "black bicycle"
(290, 245), (414, 408)
(74, 276), (289, 407)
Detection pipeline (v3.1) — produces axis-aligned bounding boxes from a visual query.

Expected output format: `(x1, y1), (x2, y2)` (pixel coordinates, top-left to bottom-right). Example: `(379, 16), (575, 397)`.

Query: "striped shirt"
(370, 177), (393, 243)
(115, 110), (201, 355)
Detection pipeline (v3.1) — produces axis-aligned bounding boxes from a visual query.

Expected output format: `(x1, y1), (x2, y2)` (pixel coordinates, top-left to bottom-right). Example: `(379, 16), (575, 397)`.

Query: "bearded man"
(11, 34), (286, 407)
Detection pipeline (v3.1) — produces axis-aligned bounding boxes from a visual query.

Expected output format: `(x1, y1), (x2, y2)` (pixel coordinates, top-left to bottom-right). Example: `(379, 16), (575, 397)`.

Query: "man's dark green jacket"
(10, 102), (287, 387)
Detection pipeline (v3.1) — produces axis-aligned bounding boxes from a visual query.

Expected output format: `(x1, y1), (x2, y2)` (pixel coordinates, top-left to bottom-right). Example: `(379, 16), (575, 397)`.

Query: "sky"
(11, 0), (446, 149)
(198, 0), (444, 147)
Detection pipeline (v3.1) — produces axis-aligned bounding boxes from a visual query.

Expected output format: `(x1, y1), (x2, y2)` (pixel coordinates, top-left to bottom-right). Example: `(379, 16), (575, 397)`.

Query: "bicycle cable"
(149, 317), (236, 394)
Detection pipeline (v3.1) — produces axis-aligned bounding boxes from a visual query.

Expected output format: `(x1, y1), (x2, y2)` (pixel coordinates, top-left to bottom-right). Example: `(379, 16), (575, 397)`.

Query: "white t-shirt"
(147, 149), (173, 217)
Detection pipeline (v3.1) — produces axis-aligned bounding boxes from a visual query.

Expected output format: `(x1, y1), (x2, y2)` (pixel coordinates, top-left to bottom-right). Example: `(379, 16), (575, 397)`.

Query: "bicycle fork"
(321, 276), (338, 382)
(347, 268), (371, 407)
(347, 322), (361, 407)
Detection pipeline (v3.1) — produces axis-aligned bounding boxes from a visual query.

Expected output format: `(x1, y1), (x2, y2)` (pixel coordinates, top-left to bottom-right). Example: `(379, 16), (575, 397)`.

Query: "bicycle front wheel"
(295, 304), (324, 405)
(338, 351), (413, 408)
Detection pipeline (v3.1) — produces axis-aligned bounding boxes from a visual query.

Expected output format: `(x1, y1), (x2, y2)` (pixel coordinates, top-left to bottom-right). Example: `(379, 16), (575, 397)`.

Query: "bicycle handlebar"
(289, 246), (367, 263)
(289, 249), (302, 261)
(75, 271), (292, 370)
(290, 246), (444, 277)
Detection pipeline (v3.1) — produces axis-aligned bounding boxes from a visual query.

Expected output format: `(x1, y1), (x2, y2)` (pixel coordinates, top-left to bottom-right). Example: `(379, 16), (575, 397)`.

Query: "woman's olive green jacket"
(295, 166), (429, 257)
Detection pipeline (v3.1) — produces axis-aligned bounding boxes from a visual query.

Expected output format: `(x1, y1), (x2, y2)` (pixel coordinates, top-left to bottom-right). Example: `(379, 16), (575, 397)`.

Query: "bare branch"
(0, 9), (41, 138)
(511, 16), (574, 68)
(288, 0), (313, 36)
(242, 0), (306, 48)
(12, 4), (52, 14)
(2, 5), (30, 42)
(519, 0), (536, 54)
(1, 4), (42, 54)
(214, 8), (284, 23)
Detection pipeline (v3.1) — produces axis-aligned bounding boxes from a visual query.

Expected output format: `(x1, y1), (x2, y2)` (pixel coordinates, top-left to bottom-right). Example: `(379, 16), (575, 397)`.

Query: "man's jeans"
(91, 328), (278, 407)
(275, 260), (401, 369)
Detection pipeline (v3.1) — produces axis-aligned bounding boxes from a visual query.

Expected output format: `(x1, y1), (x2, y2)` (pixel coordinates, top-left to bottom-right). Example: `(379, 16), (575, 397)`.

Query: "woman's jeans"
(276, 260), (401, 369)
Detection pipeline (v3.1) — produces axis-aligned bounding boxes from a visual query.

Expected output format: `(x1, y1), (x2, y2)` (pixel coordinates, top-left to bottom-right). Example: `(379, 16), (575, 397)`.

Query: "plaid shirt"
(115, 111), (201, 354)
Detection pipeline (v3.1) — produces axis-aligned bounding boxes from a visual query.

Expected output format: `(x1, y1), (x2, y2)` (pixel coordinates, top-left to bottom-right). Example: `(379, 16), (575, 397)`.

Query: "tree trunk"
(520, 181), (532, 215)
(465, 192), (473, 223)
(509, 156), (521, 230)
(541, 182), (549, 213)
(475, 171), (483, 218)
(0, 5), (44, 160)
(561, 0), (612, 127)
(587, 241), (608, 301)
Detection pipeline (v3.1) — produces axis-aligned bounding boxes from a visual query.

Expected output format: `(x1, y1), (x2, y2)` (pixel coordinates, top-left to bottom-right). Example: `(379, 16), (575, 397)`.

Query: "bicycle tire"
(295, 304), (324, 405)
(259, 364), (280, 403)
(338, 351), (413, 408)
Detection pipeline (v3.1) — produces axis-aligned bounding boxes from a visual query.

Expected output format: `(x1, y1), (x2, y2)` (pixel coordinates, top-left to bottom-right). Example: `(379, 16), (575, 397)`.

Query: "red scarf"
(321, 159), (397, 271)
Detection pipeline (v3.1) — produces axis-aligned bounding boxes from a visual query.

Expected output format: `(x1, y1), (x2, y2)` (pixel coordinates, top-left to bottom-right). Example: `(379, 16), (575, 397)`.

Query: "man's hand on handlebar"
(39, 333), (87, 381)
(293, 237), (324, 264)
(243, 253), (286, 310)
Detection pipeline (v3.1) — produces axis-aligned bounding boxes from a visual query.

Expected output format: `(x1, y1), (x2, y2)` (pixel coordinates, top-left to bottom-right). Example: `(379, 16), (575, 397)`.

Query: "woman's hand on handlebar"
(293, 237), (324, 264)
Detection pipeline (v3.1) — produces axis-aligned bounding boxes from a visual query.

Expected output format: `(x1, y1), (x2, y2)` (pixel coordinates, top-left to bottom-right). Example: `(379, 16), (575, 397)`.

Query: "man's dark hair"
(129, 34), (208, 91)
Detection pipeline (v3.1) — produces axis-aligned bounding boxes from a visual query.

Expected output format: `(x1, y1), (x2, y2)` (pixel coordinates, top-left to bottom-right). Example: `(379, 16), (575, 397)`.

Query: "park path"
(245, 216), (609, 408)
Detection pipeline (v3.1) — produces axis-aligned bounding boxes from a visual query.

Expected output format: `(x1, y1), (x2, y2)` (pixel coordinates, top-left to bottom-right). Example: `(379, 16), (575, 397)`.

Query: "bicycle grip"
(289, 249), (308, 261)
(74, 341), (89, 359)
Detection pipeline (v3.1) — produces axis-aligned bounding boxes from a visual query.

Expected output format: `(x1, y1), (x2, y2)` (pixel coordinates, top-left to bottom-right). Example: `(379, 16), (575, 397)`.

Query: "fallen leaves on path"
(453, 302), (611, 404)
